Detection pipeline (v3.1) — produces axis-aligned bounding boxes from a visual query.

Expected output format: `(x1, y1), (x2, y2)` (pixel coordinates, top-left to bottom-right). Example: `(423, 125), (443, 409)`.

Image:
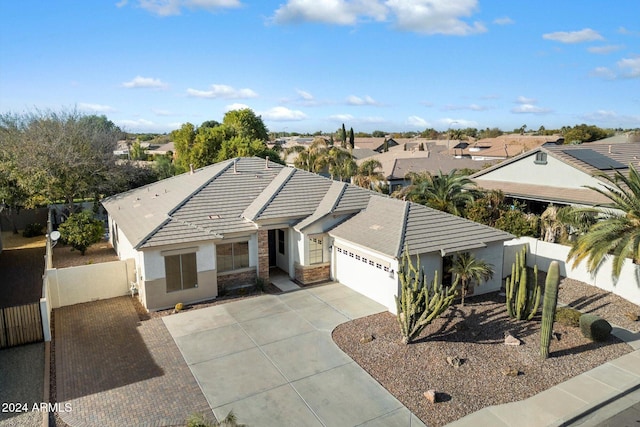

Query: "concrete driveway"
(163, 282), (426, 427)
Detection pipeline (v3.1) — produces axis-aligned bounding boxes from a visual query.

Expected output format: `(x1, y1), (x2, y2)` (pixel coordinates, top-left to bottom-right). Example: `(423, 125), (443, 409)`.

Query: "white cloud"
(346, 95), (378, 106)
(542, 28), (604, 44)
(225, 103), (250, 111)
(133, 0), (241, 16)
(122, 76), (168, 89)
(386, 0), (486, 35)
(187, 84), (258, 99)
(79, 103), (116, 113)
(618, 57), (640, 78)
(296, 89), (314, 100)
(493, 16), (514, 25)
(443, 103), (491, 111)
(438, 118), (477, 128)
(587, 45), (624, 54)
(580, 110), (640, 127)
(590, 66), (616, 79)
(406, 115), (429, 127)
(271, 0), (485, 36)
(262, 106), (307, 121)
(329, 114), (355, 121)
(116, 118), (178, 133)
(271, 0), (386, 26)
(152, 108), (174, 116)
(511, 96), (551, 114)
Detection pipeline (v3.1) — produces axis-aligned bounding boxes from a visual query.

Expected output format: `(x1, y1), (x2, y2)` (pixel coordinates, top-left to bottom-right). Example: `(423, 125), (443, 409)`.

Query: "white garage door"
(334, 246), (397, 312)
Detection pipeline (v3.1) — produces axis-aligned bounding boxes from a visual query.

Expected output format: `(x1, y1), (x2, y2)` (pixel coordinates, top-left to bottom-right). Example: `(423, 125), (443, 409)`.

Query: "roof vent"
(189, 164), (194, 175)
(608, 145), (612, 154)
(233, 160), (238, 174)
(208, 214), (221, 220)
(265, 156), (270, 169)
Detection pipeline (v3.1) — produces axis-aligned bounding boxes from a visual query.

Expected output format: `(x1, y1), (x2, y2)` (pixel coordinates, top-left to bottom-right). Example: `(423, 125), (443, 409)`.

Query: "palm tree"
(567, 164), (640, 279)
(353, 159), (384, 189)
(449, 252), (494, 306)
(326, 146), (356, 181)
(287, 138), (329, 173)
(403, 169), (477, 216)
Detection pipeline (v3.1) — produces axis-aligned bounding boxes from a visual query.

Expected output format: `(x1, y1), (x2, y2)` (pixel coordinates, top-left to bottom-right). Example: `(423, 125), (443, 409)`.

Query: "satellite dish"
(50, 231), (61, 241)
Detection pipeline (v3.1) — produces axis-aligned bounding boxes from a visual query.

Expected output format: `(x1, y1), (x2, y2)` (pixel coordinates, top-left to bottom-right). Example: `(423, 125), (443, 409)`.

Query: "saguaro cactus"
(506, 247), (541, 321)
(395, 248), (457, 344)
(540, 261), (560, 359)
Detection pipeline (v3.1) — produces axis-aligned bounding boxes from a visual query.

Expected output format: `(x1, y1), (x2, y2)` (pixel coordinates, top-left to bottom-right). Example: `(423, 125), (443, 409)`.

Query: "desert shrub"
(186, 411), (243, 427)
(174, 303), (184, 312)
(555, 307), (582, 327)
(22, 222), (44, 238)
(579, 314), (612, 342)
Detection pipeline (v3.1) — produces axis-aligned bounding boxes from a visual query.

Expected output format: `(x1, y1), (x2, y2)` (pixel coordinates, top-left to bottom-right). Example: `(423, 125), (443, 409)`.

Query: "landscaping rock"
(446, 356), (463, 368)
(424, 389), (437, 404)
(359, 334), (374, 343)
(502, 367), (520, 377)
(625, 311), (639, 322)
(504, 333), (521, 346)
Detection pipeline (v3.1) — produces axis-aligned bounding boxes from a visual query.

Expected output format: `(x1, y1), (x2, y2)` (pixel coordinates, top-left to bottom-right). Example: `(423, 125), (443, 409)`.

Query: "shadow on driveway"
(55, 296), (213, 426)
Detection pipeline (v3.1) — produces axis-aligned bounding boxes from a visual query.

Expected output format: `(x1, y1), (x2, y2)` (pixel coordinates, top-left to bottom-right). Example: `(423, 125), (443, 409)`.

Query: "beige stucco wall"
(143, 269), (217, 310)
(477, 152), (603, 189)
(47, 259), (135, 308)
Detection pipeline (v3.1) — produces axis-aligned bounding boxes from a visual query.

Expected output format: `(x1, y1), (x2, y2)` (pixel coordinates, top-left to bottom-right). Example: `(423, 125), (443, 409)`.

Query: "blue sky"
(1, 0), (639, 134)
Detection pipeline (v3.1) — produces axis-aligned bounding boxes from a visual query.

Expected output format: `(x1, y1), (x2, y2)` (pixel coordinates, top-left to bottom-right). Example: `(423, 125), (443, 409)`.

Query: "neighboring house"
(102, 157), (512, 312)
(358, 142), (498, 192)
(471, 142), (639, 213)
(451, 134), (564, 161)
(354, 137), (399, 152)
(146, 141), (175, 157)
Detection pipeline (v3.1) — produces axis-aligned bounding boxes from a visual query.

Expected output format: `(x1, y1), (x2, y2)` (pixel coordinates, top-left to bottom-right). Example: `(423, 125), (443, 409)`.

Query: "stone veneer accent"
(257, 230), (270, 283)
(294, 262), (330, 285)
(217, 269), (257, 294)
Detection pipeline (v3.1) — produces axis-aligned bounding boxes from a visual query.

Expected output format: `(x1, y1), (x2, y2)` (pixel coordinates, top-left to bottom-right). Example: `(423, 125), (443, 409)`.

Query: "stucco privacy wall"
(47, 259), (135, 308)
(504, 237), (640, 305)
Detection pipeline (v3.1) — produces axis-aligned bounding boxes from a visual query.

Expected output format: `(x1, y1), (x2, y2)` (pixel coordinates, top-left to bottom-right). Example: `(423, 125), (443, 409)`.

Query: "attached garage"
(332, 240), (399, 313)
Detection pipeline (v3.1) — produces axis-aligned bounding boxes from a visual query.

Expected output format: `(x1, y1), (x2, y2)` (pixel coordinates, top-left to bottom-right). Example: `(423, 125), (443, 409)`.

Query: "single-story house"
(451, 134), (564, 161)
(102, 157), (513, 312)
(471, 141), (639, 213)
(354, 137), (399, 152)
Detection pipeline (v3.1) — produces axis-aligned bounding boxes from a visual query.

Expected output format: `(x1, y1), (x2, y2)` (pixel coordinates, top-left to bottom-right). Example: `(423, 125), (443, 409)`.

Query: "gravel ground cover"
(333, 281), (639, 427)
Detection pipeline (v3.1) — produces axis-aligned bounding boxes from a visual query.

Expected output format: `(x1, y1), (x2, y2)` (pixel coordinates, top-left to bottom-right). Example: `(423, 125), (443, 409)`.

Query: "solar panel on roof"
(562, 149), (627, 170)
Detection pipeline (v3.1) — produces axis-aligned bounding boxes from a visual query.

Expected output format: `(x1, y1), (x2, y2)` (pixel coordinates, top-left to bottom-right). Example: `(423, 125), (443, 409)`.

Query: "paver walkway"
(163, 282), (426, 427)
(55, 297), (213, 427)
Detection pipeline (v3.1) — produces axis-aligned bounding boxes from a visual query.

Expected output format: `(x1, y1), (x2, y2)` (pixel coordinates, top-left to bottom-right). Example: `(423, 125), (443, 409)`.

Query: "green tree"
(349, 127), (355, 150)
(216, 136), (282, 163)
(340, 123), (347, 148)
(171, 122), (197, 172)
(353, 159), (384, 189)
(0, 109), (123, 210)
(449, 252), (494, 306)
(222, 108), (269, 141)
(464, 190), (506, 227)
(153, 155), (176, 180)
(290, 139), (330, 173)
(372, 130), (386, 138)
(58, 210), (104, 255)
(567, 164), (640, 279)
(494, 207), (539, 237)
(402, 170), (477, 216)
(563, 124), (611, 144)
(130, 139), (148, 161)
(326, 146), (356, 181)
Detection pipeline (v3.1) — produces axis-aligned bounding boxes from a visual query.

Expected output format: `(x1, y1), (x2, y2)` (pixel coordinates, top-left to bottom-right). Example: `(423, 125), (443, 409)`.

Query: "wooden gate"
(0, 302), (44, 348)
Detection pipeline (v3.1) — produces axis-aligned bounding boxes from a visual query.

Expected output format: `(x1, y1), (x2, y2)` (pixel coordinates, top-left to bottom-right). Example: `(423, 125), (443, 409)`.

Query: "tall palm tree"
(353, 159), (384, 189)
(403, 169), (477, 216)
(449, 252), (494, 306)
(567, 164), (640, 279)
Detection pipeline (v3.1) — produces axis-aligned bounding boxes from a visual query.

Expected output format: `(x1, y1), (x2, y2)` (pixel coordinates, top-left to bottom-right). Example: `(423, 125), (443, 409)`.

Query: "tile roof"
(472, 180), (611, 206)
(330, 196), (513, 258)
(104, 156), (513, 256)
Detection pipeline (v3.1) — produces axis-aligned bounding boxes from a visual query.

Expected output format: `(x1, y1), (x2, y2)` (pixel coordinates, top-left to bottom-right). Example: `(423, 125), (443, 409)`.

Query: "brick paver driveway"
(54, 297), (213, 427)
